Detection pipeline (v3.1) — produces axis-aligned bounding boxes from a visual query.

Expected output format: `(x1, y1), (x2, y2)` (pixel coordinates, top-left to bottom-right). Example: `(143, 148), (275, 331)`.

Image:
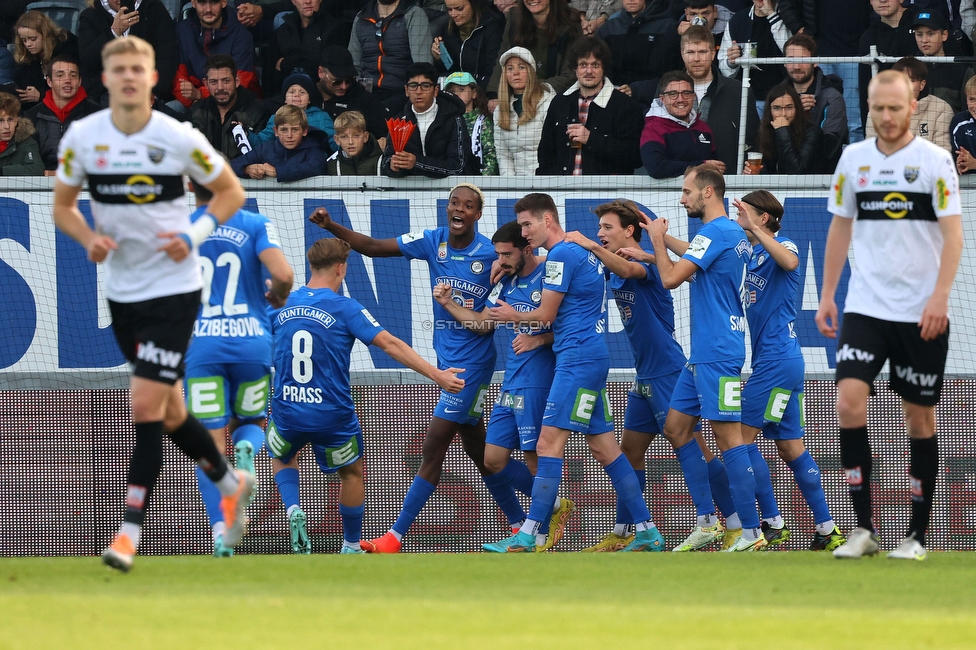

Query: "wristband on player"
(178, 213), (218, 250)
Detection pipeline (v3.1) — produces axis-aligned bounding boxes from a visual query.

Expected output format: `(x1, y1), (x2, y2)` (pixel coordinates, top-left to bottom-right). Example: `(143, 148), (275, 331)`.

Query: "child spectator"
(0, 92), (43, 176)
(252, 73), (334, 145)
(327, 110), (383, 175)
(950, 75), (976, 173)
(231, 104), (330, 182)
(444, 71), (498, 175)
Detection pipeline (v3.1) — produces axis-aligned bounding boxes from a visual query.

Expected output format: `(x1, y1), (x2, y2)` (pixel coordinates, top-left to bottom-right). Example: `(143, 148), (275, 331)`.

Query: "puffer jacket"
(349, 0), (433, 94)
(230, 127), (331, 182)
(327, 134), (383, 175)
(432, 8), (505, 89)
(0, 117), (43, 176)
(493, 84), (556, 175)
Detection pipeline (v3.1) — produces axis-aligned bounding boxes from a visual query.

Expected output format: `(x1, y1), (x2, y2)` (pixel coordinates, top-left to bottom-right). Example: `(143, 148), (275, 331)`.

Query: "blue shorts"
(742, 356), (805, 440)
(433, 365), (493, 425)
(486, 386), (548, 451)
(624, 371), (684, 435)
(265, 413), (363, 474)
(184, 362), (270, 429)
(670, 360), (743, 422)
(542, 352), (613, 435)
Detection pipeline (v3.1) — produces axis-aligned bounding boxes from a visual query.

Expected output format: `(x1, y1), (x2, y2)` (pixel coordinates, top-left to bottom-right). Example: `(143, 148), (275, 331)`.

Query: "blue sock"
(605, 455), (651, 524)
(676, 439), (714, 516)
(274, 467), (301, 511)
(232, 423), (266, 456)
(706, 457), (736, 519)
(339, 503), (364, 544)
(787, 451), (832, 525)
(194, 466), (223, 527)
(526, 457), (562, 527)
(391, 476), (436, 536)
(483, 466), (527, 526)
(723, 445), (760, 529)
(615, 468), (645, 525)
(503, 459), (535, 496)
(746, 443), (780, 519)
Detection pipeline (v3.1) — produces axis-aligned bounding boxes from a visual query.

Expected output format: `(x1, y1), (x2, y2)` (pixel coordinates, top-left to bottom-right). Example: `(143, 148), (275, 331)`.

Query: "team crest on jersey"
(148, 146), (165, 164)
(530, 290), (542, 304)
(856, 166), (870, 188)
(904, 166), (919, 183)
(437, 242), (448, 260)
(470, 260), (484, 274)
(757, 254), (766, 266)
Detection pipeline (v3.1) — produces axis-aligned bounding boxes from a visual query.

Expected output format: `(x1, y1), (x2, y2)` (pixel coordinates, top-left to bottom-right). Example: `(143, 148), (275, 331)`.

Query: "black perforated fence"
(2, 380), (975, 556)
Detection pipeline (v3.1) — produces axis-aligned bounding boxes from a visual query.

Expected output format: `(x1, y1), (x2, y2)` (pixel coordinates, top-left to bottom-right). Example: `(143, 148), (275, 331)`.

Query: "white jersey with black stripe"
(828, 136), (961, 323)
(56, 109), (225, 303)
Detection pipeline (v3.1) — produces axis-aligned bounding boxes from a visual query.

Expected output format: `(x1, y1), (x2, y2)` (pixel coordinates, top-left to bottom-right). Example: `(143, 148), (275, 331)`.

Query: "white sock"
(697, 513), (718, 528)
(726, 513), (741, 529)
(214, 469), (240, 497)
(342, 540), (361, 551)
(212, 521), (226, 542)
(763, 515), (785, 529)
(816, 520), (836, 536)
(389, 530), (403, 541)
(286, 505), (300, 518)
(120, 522), (141, 548)
(520, 519), (541, 536)
(552, 496), (562, 510)
(741, 527), (761, 542)
(635, 520), (653, 533)
(535, 533), (547, 547)
(613, 523), (629, 536)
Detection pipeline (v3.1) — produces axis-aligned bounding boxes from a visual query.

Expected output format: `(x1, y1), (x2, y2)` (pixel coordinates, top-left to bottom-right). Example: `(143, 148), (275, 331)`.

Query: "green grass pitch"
(2, 553), (975, 649)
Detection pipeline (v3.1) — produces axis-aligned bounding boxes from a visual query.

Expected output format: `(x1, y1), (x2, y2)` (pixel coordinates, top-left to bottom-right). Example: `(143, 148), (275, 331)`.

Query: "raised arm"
(733, 198), (799, 271)
(308, 207), (402, 257)
(645, 216), (699, 290)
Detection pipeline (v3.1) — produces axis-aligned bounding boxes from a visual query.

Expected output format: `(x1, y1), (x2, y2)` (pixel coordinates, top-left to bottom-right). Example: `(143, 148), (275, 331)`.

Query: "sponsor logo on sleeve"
(544, 261), (564, 285)
(401, 231), (424, 243)
(361, 308), (380, 327)
(937, 178), (950, 210)
(833, 173), (845, 206)
(685, 234), (711, 260)
(191, 148), (214, 174)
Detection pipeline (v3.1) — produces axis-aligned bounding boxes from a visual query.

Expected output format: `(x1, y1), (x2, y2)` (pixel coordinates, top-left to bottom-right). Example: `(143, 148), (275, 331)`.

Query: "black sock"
(124, 422), (165, 526)
(166, 415), (229, 482)
(840, 426), (874, 531)
(908, 436), (938, 546)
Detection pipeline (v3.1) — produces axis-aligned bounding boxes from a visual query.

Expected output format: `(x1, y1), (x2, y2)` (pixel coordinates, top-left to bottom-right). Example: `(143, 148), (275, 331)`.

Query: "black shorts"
(835, 312), (949, 406)
(108, 290), (201, 385)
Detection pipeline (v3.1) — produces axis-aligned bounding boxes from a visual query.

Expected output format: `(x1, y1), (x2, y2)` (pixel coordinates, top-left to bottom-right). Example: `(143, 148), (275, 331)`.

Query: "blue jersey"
(486, 265), (556, 390)
(270, 287), (384, 430)
(745, 237), (802, 362)
(682, 216), (751, 364)
(543, 241), (609, 358)
(185, 207), (280, 367)
(610, 262), (687, 380)
(398, 228), (497, 369)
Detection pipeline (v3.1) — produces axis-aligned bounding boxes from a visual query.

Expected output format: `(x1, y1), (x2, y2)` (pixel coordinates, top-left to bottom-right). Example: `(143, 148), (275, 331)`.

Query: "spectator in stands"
(950, 75), (976, 173)
(173, 0), (259, 110)
(381, 62), (471, 177)
(596, 0), (682, 104)
(912, 11), (972, 113)
(0, 1), (30, 45)
(444, 71), (498, 174)
(681, 26), (757, 173)
(432, 0), (505, 89)
(486, 0), (584, 98)
(327, 110), (383, 174)
(190, 54), (272, 160)
(493, 47), (555, 175)
(317, 46), (389, 145)
(78, 0), (179, 105)
(866, 57), (953, 153)
(640, 70), (722, 178)
(570, 0), (620, 35)
(857, 0), (915, 130)
(0, 40), (14, 87)
(750, 83), (824, 173)
(0, 93), (43, 176)
(782, 32), (847, 170)
(231, 104), (331, 181)
(349, 0), (433, 106)
(274, 0), (352, 86)
(12, 11), (79, 111)
(677, 0), (732, 50)
(495, 0), (518, 14)
(812, 0), (870, 143)
(252, 72), (335, 144)
(719, 0), (793, 113)
(25, 57), (100, 173)
(537, 36), (643, 174)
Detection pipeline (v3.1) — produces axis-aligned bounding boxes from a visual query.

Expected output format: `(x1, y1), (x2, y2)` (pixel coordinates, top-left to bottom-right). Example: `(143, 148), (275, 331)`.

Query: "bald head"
(868, 69), (913, 104)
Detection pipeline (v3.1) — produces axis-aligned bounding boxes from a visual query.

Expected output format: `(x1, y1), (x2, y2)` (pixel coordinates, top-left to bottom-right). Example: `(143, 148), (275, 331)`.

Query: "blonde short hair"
(274, 104), (308, 130)
(333, 110), (367, 134)
(101, 36), (156, 68)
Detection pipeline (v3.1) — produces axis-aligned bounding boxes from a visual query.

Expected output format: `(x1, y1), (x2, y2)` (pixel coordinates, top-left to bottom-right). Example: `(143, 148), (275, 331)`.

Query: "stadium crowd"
(4, 0), (976, 179)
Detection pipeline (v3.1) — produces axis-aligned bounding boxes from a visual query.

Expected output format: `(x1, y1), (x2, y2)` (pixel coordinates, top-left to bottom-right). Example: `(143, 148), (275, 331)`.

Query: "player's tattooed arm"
(308, 207), (402, 257)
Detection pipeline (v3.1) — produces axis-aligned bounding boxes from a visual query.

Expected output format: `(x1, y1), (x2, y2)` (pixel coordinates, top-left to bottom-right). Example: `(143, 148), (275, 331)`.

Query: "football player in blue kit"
(485, 193), (663, 553)
(432, 221), (575, 551)
(564, 199), (738, 552)
(183, 182), (295, 556)
(266, 238), (465, 554)
(643, 164), (768, 552)
(734, 190), (845, 551)
(308, 184), (503, 553)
